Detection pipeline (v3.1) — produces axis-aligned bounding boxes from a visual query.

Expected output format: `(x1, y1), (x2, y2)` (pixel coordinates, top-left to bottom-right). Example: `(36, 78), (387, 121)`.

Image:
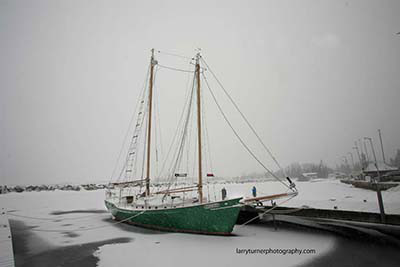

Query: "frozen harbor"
(208, 178), (400, 214)
(1, 179), (400, 266)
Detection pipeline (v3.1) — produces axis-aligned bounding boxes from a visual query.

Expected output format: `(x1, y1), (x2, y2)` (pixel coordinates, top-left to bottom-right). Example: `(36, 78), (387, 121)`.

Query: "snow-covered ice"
(1, 178), (399, 266)
(94, 225), (333, 267)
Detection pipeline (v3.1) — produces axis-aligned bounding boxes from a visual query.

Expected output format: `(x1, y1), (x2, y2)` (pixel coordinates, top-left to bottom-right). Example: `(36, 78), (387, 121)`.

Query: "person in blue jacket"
(252, 186), (257, 197)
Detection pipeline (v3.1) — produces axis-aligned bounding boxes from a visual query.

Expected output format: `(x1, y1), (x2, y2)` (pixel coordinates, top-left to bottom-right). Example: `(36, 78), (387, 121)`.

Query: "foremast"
(195, 53), (203, 203)
(146, 49), (156, 197)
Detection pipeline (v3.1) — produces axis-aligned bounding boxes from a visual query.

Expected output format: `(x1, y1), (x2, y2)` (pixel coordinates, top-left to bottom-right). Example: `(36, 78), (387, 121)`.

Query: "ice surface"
(94, 225), (333, 267)
(1, 179), (399, 266)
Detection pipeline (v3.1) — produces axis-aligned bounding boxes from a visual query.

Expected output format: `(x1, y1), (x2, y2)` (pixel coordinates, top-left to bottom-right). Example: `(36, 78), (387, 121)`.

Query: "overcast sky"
(1, 0), (400, 185)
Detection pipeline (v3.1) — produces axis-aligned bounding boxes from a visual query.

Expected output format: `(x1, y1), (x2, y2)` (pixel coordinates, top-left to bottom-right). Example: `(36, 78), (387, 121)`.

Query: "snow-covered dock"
(0, 208), (14, 267)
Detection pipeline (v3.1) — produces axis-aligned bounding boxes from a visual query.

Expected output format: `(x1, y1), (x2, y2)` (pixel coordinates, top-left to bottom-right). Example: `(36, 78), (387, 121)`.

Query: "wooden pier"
(0, 208), (15, 267)
(239, 205), (400, 225)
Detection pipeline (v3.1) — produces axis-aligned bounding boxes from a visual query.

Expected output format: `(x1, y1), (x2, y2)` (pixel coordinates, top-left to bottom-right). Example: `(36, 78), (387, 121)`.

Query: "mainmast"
(145, 48), (156, 196)
(195, 53), (203, 203)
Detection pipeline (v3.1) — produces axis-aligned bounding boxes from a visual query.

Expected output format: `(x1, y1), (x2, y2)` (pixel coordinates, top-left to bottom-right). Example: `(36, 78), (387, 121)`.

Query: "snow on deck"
(0, 208), (15, 267)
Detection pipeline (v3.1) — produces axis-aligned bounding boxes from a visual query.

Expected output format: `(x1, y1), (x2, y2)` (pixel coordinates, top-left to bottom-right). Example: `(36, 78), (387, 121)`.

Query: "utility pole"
(363, 139), (370, 163)
(342, 156), (349, 174)
(378, 129), (386, 164)
(353, 142), (362, 167)
(364, 137), (386, 223)
(358, 139), (366, 167)
(348, 152), (355, 170)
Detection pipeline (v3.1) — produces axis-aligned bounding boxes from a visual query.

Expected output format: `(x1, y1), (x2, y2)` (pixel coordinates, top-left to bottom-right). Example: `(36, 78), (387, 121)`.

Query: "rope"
(111, 63), (150, 183)
(269, 207), (304, 215)
(154, 60), (195, 188)
(165, 71), (196, 192)
(158, 64), (195, 73)
(201, 73), (291, 191)
(10, 210), (146, 233)
(200, 57), (287, 178)
(236, 194), (297, 228)
(157, 50), (193, 60)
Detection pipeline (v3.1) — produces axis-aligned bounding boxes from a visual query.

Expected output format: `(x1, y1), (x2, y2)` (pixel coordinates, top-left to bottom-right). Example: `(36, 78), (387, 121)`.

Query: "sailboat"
(105, 49), (298, 235)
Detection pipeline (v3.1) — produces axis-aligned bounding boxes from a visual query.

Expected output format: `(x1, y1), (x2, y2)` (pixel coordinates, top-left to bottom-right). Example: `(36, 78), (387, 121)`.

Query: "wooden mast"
(145, 48), (155, 197)
(195, 53), (203, 203)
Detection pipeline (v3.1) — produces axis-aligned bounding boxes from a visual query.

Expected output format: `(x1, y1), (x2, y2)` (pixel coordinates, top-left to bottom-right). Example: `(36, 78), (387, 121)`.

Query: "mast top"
(195, 51), (201, 64)
(151, 48), (157, 66)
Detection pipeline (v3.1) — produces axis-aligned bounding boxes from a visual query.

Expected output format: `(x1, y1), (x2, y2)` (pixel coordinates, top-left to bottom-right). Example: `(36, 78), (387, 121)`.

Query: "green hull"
(105, 198), (242, 235)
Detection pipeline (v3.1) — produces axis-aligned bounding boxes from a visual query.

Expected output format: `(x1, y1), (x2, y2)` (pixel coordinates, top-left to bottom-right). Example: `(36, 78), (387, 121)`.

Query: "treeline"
(276, 161), (333, 179)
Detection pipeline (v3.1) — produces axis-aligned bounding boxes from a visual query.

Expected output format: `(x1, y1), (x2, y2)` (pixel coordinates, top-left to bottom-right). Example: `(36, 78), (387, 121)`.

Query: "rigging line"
(154, 69), (164, 159)
(185, 96), (193, 174)
(119, 66), (150, 182)
(140, 97), (148, 183)
(236, 194), (297, 228)
(158, 64), (195, 73)
(166, 69), (195, 176)
(139, 73), (152, 191)
(157, 50), (194, 60)
(155, 61), (194, 183)
(192, 124), (198, 184)
(165, 82), (195, 191)
(134, 71), (153, 180)
(111, 63), (150, 183)
(153, 66), (160, 177)
(175, 81), (195, 172)
(200, 81), (213, 173)
(166, 71), (196, 191)
(201, 73), (291, 190)
(185, 73), (196, 176)
(200, 57), (287, 178)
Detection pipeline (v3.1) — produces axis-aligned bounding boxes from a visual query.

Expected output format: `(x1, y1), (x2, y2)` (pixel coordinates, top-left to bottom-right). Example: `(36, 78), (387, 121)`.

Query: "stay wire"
(158, 64), (195, 73)
(236, 194), (297, 228)
(200, 57), (287, 178)
(157, 50), (193, 60)
(166, 71), (196, 191)
(155, 60), (194, 184)
(112, 63), (150, 183)
(201, 73), (291, 191)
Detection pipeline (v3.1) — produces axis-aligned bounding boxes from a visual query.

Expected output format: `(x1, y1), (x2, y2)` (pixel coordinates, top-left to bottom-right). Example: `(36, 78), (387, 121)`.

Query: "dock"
(239, 205), (400, 225)
(0, 208), (15, 267)
(340, 179), (399, 191)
